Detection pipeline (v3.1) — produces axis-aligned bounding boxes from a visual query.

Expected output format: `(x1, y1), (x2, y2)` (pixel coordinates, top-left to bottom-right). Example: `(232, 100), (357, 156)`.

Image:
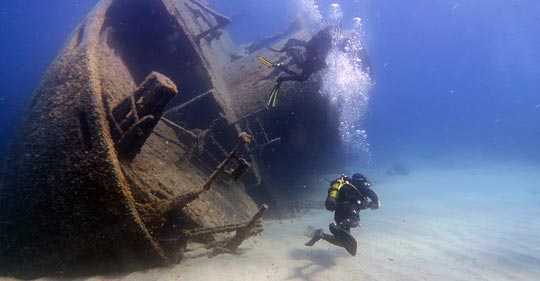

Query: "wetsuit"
(332, 180), (378, 232)
(274, 26), (333, 85)
(306, 176), (379, 256)
(263, 26), (373, 107)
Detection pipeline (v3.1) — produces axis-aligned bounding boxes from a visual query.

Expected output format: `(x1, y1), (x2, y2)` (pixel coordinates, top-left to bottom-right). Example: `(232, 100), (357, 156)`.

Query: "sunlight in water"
(321, 3), (374, 160)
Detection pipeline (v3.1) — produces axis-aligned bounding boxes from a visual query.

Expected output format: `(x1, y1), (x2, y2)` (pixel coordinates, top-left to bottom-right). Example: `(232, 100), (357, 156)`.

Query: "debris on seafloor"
(136, 132), (260, 261)
(207, 204), (268, 258)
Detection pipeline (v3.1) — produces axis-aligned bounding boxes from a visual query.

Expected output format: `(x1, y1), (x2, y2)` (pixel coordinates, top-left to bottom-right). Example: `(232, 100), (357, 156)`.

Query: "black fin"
(329, 223), (357, 256)
(305, 229), (323, 246)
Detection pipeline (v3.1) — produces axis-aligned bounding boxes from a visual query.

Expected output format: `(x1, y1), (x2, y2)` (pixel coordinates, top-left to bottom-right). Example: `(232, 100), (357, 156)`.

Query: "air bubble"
(320, 4), (374, 159)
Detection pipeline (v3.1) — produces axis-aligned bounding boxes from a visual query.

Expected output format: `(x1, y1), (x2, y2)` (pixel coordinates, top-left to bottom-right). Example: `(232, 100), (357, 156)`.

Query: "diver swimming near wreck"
(258, 26), (373, 107)
(305, 173), (380, 256)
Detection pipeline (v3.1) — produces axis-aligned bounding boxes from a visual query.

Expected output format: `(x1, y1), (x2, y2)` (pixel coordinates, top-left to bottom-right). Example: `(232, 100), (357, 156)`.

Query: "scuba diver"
(305, 173), (380, 256)
(258, 26), (373, 108)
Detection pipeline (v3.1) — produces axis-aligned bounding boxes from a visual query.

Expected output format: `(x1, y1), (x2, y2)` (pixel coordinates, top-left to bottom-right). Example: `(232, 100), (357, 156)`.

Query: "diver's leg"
(337, 213), (361, 232)
(332, 206), (359, 256)
(334, 205), (348, 228)
(305, 224), (357, 256)
(268, 70), (311, 107)
(319, 232), (344, 247)
(267, 75), (294, 107)
(329, 223), (358, 256)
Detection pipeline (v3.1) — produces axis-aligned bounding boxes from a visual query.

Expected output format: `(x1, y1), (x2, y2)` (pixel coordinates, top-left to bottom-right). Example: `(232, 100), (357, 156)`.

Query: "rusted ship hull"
(0, 0), (261, 276)
(0, 0), (353, 277)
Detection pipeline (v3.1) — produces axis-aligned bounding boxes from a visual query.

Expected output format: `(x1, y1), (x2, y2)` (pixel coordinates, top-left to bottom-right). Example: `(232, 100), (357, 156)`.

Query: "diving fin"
(304, 228), (324, 246)
(304, 226), (317, 238)
(258, 56), (275, 68)
(267, 85), (280, 108)
(329, 223), (357, 256)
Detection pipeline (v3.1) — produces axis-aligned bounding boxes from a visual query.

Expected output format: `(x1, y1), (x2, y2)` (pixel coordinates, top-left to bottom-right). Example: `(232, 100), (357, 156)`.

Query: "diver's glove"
(325, 197), (336, 211)
(370, 200), (381, 210)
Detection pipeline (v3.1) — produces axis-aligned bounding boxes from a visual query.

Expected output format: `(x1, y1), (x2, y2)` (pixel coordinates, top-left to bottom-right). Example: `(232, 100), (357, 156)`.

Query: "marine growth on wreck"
(0, 0), (372, 277)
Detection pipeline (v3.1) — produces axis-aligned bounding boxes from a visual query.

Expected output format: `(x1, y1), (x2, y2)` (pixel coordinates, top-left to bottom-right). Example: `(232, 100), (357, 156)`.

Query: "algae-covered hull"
(0, 0), (348, 277)
(0, 0), (262, 276)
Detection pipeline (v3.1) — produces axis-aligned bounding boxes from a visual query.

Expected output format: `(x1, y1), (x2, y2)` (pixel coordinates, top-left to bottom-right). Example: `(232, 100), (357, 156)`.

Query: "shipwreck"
(0, 0), (355, 277)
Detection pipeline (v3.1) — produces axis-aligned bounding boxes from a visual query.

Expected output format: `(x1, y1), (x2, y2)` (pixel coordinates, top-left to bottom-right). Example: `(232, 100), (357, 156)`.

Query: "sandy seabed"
(5, 162), (540, 281)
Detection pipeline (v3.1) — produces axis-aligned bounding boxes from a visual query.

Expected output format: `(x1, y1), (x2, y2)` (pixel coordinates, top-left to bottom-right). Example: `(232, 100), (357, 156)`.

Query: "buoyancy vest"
(328, 176), (363, 201)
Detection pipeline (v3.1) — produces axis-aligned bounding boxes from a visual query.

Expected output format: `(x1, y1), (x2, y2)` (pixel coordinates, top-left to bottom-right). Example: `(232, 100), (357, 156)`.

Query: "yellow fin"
(258, 56), (274, 68)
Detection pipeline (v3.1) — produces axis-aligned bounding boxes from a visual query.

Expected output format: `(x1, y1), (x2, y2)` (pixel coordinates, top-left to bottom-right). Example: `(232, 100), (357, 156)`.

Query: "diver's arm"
(276, 64), (300, 76)
(358, 185), (380, 209)
(363, 188), (378, 203)
(286, 38), (307, 48)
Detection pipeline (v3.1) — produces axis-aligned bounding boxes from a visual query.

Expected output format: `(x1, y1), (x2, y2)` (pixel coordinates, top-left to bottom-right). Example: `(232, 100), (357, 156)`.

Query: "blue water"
(215, 0), (540, 166)
(1, 0), (538, 165)
(0, 0), (539, 279)
(0, 0), (98, 156)
(361, 0), (540, 165)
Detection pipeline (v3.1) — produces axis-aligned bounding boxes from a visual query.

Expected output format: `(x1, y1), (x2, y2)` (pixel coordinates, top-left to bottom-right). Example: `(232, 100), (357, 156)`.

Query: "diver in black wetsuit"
(305, 173), (380, 256)
(258, 26), (373, 107)
(258, 27), (332, 107)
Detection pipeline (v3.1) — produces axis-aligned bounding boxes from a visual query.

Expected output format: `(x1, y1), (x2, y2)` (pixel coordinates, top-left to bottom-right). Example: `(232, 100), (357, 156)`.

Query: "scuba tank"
(326, 174), (372, 211)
